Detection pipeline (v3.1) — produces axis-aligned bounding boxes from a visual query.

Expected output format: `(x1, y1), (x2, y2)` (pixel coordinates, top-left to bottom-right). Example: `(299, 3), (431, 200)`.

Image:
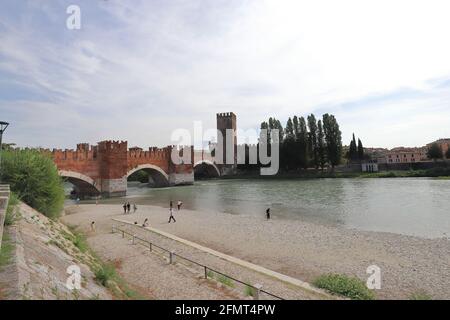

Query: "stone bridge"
(51, 140), (222, 198)
(50, 113), (239, 197)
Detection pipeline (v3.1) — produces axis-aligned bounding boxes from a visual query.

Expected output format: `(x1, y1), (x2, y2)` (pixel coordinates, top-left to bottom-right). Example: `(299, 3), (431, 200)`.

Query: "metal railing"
(112, 224), (284, 300)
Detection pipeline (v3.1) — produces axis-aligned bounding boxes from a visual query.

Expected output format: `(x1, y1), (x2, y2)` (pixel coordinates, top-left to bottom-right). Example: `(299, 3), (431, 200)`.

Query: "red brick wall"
(52, 141), (194, 183)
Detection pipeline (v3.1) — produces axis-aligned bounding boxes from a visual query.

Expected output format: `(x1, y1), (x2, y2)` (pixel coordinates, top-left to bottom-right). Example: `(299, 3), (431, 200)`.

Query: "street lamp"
(0, 121), (10, 180)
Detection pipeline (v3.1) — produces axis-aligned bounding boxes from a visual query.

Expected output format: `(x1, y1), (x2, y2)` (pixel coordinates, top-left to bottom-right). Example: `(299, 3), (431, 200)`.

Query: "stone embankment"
(0, 199), (111, 300)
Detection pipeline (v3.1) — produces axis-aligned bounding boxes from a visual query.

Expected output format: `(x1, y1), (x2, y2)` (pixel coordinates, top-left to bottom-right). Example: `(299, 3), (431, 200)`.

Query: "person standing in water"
(123, 203), (127, 214)
(127, 202), (131, 213)
(266, 208), (271, 220)
(177, 200), (183, 211)
(168, 207), (176, 223)
(133, 203), (137, 213)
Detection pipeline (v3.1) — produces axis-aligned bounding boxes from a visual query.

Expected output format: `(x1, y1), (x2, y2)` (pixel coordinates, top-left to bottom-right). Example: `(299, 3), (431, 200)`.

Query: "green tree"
(307, 114), (319, 168)
(427, 143), (443, 162)
(0, 149), (65, 219)
(293, 116), (299, 140)
(357, 139), (364, 160)
(285, 117), (294, 138)
(297, 116), (309, 169)
(348, 133), (357, 162)
(317, 120), (326, 170)
(322, 114), (343, 171)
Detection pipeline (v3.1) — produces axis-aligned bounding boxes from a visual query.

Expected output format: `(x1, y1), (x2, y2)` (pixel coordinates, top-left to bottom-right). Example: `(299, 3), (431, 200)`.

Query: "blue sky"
(1, 0), (450, 149)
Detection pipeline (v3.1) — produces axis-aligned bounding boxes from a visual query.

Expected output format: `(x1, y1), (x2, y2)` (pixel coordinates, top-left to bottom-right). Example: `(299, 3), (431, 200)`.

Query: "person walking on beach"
(170, 200), (173, 209)
(123, 203), (127, 214)
(266, 208), (271, 220)
(168, 207), (176, 223)
(133, 203), (137, 213)
(177, 200), (183, 211)
(127, 202), (131, 213)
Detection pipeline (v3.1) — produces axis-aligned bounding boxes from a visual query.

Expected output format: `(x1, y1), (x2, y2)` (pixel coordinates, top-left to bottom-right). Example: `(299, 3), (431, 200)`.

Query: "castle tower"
(216, 112), (237, 169)
(97, 140), (128, 197)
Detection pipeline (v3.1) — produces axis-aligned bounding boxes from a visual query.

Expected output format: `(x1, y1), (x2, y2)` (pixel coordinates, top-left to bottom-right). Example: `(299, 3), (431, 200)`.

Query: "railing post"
(149, 242), (152, 252)
(254, 284), (262, 300)
(111, 224), (115, 234)
(204, 266), (208, 279)
(132, 234), (136, 245)
(122, 230), (124, 238)
(169, 251), (175, 264)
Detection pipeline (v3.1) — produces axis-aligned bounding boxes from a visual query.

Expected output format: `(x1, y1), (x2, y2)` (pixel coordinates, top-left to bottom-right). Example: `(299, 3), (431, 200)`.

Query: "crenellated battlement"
(98, 140), (128, 152)
(52, 145), (97, 161)
(216, 112), (236, 119)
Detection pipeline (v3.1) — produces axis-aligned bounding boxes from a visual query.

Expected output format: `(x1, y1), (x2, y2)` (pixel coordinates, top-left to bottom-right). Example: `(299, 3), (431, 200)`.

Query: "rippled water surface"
(78, 178), (450, 239)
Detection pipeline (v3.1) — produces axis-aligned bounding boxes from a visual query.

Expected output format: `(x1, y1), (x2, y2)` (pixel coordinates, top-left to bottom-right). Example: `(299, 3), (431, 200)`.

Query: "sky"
(1, 0), (450, 150)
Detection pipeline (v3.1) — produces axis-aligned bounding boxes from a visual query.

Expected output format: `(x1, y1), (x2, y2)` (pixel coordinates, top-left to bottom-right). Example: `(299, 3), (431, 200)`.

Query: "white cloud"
(1, 0), (450, 149)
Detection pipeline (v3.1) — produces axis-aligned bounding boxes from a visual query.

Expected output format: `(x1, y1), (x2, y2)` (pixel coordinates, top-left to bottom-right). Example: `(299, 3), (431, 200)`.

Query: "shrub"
(95, 264), (117, 287)
(313, 273), (375, 300)
(0, 149), (65, 219)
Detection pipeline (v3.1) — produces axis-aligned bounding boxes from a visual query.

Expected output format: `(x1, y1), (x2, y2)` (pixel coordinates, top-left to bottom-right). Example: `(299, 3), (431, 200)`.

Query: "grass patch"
(4, 193), (19, 226)
(409, 291), (432, 300)
(205, 270), (234, 288)
(0, 233), (15, 270)
(94, 262), (145, 300)
(216, 274), (234, 288)
(313, 274), (375, 300)
(244, 285), (256, 297)
(95, 263), (117, 287)
(72, 233), (88, 253)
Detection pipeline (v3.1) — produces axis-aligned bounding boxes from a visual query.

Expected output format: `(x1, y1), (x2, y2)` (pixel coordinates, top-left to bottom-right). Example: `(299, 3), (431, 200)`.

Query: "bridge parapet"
(51, 140), (194, 197)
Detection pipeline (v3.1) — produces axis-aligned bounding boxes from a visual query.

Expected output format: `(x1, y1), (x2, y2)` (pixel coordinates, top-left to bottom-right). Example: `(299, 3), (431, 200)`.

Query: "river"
(76, 177), (450, 239)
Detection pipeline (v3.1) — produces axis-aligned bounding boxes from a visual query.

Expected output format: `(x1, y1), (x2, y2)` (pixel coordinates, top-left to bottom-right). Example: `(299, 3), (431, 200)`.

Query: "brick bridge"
(51, 141), (224, 197)
(50, 112), (237, 197)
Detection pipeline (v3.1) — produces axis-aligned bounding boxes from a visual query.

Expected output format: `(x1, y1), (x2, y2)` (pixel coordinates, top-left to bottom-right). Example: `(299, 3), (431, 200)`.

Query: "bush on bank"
(0, 149), (65, 219)
(313, 273), (375, 300)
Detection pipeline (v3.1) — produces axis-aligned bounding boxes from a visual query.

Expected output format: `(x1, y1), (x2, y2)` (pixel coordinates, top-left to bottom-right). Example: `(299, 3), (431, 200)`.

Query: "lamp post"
(0, 121), (10, 180)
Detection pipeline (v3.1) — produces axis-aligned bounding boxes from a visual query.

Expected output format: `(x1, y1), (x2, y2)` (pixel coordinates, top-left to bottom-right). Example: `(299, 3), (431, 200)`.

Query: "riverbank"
(222, 166), (450, 180)
(63, 203), (450, 300)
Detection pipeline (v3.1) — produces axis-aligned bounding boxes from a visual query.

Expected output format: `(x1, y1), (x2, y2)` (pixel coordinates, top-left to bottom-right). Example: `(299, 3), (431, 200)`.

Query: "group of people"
(123, 202), (137, 214)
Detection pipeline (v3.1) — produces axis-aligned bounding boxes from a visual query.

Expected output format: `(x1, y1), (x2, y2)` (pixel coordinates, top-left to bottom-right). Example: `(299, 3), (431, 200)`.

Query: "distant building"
(385, 147), (427, 164)
(361, 162), (378, 172)
(363, 138), (449, 167)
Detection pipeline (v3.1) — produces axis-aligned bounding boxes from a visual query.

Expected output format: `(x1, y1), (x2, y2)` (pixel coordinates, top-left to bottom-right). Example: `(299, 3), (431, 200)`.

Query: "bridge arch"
(126, 164), (170, 188)
(194, 160), (220, 178)
(59, 170), (100, 197)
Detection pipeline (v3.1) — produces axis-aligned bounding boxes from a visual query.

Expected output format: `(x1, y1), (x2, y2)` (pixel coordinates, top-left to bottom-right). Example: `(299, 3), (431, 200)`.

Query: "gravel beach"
(63, 204), (450, 299)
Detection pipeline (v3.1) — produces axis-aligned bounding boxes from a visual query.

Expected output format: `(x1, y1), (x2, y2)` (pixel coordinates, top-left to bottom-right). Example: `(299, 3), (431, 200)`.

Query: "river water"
(78, 178), (450, 239)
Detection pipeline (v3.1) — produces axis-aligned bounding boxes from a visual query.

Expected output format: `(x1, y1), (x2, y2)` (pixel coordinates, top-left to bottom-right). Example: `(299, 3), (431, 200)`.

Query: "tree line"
(257, 113), (343, 171)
